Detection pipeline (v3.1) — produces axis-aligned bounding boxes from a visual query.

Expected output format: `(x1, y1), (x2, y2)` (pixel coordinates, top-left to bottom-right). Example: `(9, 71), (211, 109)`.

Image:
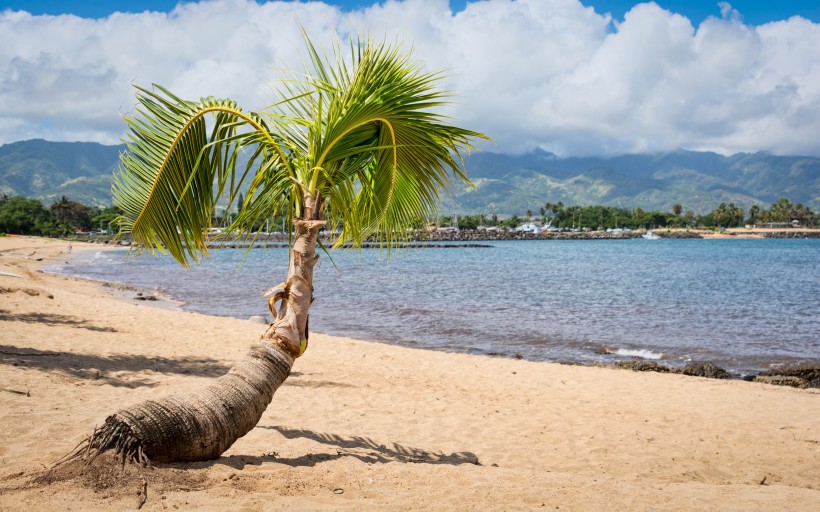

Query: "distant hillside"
(1, 139), (817, 214)
(0, 139), (123, 207)
(445, 149), (820, 215)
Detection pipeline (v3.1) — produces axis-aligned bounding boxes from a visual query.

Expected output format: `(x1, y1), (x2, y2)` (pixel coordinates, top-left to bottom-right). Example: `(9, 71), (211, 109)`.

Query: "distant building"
(762, 222), (796, 229)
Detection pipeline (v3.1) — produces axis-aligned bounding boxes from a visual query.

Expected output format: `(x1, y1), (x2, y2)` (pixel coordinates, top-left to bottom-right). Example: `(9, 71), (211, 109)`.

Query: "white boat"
(642, 231), (660, 240)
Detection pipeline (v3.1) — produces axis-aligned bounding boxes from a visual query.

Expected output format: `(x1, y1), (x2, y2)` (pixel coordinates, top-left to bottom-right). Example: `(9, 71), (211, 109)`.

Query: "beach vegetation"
(0, 194), (123, 236)
(0, 195), (62, 235)
(50, 196), (91, 231)
(60, 30), (487, 466)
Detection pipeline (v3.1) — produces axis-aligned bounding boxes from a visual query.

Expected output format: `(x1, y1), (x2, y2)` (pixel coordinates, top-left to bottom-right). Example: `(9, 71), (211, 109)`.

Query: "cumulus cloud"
(0, 0), (818, 157)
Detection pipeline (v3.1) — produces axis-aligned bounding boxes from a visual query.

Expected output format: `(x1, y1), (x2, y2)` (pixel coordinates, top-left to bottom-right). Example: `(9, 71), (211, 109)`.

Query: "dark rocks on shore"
(763, 231), (820, 239)
(615, 360), (673, 373)
(606, 360), (735, 379)
(744, 364), (820, 388)
(680, 361), (733, 379)
(586, 358), (820, 389)
(654, 230), (703, 239)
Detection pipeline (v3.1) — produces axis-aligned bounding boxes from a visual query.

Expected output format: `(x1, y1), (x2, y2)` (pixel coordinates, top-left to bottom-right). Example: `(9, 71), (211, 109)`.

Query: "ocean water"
(52, 238), (820, 374)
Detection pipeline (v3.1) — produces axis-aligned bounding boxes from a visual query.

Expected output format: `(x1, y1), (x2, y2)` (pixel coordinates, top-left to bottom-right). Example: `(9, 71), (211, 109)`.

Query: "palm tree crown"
(114, 32), (488, 264)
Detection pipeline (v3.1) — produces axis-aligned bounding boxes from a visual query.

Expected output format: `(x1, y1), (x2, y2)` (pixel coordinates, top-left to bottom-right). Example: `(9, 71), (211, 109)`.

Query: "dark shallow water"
(51, 238), (820, 375)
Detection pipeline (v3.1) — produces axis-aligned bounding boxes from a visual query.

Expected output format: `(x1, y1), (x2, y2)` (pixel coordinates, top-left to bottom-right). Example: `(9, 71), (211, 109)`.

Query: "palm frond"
(114, 85), (291, 265)
(113, 31), (489, 263)
(281, 33), (489, 249)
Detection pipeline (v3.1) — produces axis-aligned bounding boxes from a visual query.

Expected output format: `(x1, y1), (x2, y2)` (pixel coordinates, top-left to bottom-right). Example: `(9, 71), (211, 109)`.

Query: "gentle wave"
(609, 348), (664, 360)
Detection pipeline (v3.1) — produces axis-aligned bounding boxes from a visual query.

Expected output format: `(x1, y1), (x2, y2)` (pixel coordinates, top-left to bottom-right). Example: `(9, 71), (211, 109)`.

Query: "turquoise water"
(54, 238), (820, 374)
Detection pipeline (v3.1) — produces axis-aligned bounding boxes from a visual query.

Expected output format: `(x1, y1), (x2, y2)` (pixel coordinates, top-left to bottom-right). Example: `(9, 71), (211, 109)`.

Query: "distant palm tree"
(50, 195), (73, 225)
(714, 202), (728, 227)
(793, 203), (811, 226)
(61, 32), (487, 466)
(749, 204), (760, 225)
(672, 203), (683, 217)
(632, 207), (644, 228)
(733, 205), (744, 227)
(50, 195), (90, 231)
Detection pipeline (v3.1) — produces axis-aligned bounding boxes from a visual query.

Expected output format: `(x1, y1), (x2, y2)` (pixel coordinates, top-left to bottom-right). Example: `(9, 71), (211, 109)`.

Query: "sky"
(1, 0), (819, 157)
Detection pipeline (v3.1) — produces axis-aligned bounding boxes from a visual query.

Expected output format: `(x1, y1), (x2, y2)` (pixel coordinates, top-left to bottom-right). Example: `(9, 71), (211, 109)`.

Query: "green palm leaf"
(114, 86), (290, 265)
(114, 31), (489, 264)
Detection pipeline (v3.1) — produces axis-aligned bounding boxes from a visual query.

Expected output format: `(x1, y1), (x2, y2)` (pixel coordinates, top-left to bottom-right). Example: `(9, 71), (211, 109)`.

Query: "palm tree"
(671, 203), (682, 217)
(749, 204), (760, 226)
(733, 205), (744, 227)
(60, 32), (487, 466)
(50, 195), (90, 231)
(714, 202), (728, 228)
(632, 207), (644, 228)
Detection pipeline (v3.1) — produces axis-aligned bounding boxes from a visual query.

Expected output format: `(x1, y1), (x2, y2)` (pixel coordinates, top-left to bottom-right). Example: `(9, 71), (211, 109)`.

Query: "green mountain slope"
(1, 140), (817, 214)
(445, 149), (819, 215)
(0, 139), (123, 206)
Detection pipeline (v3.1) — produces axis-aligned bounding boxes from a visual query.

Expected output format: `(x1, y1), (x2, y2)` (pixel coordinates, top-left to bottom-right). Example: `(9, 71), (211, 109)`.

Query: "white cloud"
(0, 0), (819, 157)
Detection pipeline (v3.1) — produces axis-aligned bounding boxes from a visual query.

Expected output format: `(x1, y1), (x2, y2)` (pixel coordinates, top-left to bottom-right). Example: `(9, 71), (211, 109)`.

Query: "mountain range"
(1, 139), (818, 215)
(0, 139), (122, 207)
(449, 149), (819, 215)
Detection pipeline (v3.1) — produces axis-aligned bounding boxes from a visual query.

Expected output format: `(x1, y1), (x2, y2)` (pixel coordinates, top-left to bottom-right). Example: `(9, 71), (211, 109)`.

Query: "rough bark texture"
(262, 219), (325, 357)
(59, 218), (323, 466)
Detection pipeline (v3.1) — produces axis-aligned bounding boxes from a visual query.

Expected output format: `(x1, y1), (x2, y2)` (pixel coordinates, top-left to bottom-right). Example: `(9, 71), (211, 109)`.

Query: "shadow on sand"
(0, 344), (230, 388)
(218, 425), (483, 468)
(0, 309), (118, 332)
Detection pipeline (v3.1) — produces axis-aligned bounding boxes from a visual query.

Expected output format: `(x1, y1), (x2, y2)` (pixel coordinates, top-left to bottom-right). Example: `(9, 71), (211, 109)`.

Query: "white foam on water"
(611, 348), (664, 360)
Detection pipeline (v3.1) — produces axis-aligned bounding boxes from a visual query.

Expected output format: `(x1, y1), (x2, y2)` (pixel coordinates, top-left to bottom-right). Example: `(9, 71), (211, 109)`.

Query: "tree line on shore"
(1, 194), (817, 237)
(0, 195), (119, 236)
(440, 199), (818, 231)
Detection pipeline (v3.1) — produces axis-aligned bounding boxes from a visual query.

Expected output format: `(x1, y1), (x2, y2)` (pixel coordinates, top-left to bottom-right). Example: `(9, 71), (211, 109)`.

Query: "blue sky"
(2, 0), (819, 25)
(1, 0), (819, 156)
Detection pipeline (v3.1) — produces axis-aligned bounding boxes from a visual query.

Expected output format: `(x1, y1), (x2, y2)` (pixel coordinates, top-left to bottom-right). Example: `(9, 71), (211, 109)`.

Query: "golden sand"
(1, 236), (818, 511)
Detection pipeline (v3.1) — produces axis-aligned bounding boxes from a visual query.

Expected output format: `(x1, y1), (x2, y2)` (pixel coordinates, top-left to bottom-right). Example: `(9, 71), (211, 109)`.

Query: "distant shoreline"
(63, 227), (820, 247)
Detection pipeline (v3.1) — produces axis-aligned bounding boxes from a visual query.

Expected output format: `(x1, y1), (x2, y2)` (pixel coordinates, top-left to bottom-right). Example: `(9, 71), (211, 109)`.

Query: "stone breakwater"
(763, 231), (820, 238)
(71, 229), (820, 246)
(418, 229), (703, 241)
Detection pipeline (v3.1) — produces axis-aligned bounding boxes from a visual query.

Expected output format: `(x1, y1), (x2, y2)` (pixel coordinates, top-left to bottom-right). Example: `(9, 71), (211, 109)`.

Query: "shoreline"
(46, 240), (820, 385)
(63, 226), (820, 247)
(1, 236), (819, 510)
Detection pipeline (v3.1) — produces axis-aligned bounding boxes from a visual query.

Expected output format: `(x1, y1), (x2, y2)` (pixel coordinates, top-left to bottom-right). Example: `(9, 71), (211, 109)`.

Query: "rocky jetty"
(422, 230), (646, 242)
(762, 231), (820, 239)
(653, 230), (703, 239)
(72, 228), (820, 245)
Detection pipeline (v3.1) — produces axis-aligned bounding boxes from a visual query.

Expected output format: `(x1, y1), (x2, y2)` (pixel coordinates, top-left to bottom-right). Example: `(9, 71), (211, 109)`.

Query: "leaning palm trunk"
(59, 219), (323, 465)
(59, 32), (486, 467)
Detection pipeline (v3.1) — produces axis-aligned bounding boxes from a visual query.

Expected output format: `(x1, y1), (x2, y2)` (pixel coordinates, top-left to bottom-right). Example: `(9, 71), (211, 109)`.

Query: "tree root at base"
(54, 416), (152, 468)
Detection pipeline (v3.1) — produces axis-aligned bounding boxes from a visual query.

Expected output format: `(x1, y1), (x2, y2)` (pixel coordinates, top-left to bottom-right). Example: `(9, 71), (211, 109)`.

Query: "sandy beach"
(0, 236), (818, 511)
